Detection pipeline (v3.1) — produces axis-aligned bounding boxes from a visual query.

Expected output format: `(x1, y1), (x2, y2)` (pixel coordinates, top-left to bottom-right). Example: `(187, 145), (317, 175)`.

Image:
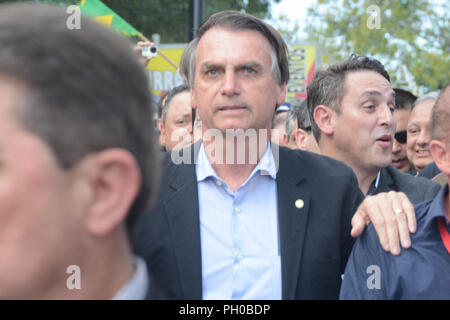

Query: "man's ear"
(157, 118), (166, 146)
(313, 105), (335, 136)
(430, 140), (450, 175)
(80, 149), (141, 237)
(295, 128), (308, 151)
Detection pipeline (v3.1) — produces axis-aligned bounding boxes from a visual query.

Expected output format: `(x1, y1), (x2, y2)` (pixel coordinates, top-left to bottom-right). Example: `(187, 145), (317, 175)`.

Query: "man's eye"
(207, 69), (217, 75)
(245, 67), (255, 74)
(364, 105), (375, 111)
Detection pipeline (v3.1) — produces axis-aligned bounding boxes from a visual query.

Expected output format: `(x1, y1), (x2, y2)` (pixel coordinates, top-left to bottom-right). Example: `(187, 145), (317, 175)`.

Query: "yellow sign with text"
(145, 45), (185, 99)
(286, 45), (316, 101)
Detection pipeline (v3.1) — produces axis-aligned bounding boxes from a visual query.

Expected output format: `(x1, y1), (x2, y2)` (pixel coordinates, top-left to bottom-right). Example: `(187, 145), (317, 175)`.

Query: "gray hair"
(189, 10), (289, 88)
(413, 90), (440, 108)
(180, 38), (198, 84)
(285, 99), (309, 137)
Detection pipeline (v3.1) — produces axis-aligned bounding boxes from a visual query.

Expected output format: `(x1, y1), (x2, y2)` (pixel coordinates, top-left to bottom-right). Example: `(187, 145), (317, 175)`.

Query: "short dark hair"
(0, 3), (159, 232)
(157, 91), (170, 119)
(430, 84), (450, 143)
(161, 84), (191, 124)
(393, 88), (417, 110)
(307, 54), (390, 141)
(191, 10), (289, 86)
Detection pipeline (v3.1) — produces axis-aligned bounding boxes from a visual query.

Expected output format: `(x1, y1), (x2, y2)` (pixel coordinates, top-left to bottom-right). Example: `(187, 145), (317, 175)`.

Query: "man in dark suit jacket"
(134, 143), (365, 299)
(368, 165), (440, 202)
(133, 11), (418, 300)
(309, 55), (440, 203)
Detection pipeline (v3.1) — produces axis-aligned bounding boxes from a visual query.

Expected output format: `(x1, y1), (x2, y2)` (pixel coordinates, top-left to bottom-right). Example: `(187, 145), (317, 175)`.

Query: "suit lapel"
(375, 168), (394, 194)
(276, 149), (311, 299)
(163, 144), (203, 299)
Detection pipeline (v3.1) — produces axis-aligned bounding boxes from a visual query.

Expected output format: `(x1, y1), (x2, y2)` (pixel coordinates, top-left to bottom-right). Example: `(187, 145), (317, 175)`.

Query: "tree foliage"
(16, 0), (278, 43)
(304, 0), (449, 92)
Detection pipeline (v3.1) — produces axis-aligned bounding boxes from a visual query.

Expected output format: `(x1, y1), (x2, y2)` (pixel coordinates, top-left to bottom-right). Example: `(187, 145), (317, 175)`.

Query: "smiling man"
(309, 55), (440, 203)
(407, 91), (440, 174)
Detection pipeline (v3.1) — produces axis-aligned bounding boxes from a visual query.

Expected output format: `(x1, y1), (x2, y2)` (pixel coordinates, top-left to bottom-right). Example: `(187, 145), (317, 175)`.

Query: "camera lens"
(150, 46), (157, 53)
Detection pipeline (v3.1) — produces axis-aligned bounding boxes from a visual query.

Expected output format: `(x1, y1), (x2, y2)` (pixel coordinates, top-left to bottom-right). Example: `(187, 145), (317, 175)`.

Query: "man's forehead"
(345, 71), (393, 98)
(196, 27), (270, 56)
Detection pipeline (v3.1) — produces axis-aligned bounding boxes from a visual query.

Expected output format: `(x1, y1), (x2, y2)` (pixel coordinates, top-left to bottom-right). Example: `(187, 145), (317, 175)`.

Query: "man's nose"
(378, 104), (394, 127)
(417, 127), (431, 147)
(392, 139), (403, 154)
(220, 71), (240, 96)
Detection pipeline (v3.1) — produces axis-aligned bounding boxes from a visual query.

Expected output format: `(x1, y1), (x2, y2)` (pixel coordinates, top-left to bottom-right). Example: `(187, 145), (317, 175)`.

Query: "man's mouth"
(218, 106), (246, 111)
(415, 149), (431, 158)
(376, 134), (392, 148)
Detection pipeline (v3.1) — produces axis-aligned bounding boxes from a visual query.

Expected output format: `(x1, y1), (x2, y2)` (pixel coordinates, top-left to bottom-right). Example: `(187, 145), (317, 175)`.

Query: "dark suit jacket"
(372, 166), (441, 204)
(133, 144), (364, 299)
(418, 162), (441, 179)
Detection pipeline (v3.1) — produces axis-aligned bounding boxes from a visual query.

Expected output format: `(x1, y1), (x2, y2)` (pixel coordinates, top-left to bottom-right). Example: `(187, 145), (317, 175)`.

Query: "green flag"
(79, 0), (141, 37)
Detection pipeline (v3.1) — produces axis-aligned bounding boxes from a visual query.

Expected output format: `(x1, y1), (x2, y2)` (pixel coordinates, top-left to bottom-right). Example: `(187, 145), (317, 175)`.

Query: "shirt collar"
(423, 184), (449, 230)
(112, 256), (149, 300)
(196, 142), (277, 182)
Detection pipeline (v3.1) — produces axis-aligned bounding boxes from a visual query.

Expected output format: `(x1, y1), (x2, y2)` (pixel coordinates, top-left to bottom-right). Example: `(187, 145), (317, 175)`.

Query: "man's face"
(406, 99), (435, 172)
(161, 91), (193, 151)
(0, 78), (84, 298)
(332, 71), (396, 174)
(192, 27), (286, 134)
(392, 108), (413, 172)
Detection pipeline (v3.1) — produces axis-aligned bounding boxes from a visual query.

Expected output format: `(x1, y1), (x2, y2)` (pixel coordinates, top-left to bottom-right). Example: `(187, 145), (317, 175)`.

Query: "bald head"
(431, 85), (450, 145)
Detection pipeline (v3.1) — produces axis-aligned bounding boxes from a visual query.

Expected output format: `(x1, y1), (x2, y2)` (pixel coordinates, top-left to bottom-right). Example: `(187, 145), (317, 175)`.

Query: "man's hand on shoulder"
(351, 191), (417, 255)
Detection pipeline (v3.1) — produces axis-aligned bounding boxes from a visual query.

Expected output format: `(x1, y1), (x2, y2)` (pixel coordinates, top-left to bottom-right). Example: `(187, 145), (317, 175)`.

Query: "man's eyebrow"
(237, 62), (261, 68)
(199, 62), (221, 69)
(360, 90), (396, 101)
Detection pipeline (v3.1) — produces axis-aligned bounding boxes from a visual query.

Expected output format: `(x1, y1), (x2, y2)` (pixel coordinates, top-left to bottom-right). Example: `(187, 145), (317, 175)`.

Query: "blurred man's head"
(391, 88), (416, 172)
(157, 84), (193, 151)
(284, 98), (319, 152)
(309, 55), (394, 190)
(429, 84), (450, 185)
(406, 91), (440, 173)
(0, 3), (159, 299)
(271, 104), (289, 146)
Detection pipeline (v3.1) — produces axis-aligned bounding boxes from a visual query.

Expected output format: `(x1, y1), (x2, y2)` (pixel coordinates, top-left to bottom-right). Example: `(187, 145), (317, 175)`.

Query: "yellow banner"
(146, 46), (185, 98)
(286, 45), (316, 101)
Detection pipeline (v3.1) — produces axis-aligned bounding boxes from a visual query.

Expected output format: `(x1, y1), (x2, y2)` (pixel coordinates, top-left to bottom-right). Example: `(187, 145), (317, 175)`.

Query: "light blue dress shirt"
(112, 256), (149, 300)
(196, 143), (281, 300)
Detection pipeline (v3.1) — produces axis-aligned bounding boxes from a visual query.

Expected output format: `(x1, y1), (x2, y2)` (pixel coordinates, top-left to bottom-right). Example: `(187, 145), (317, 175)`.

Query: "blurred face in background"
(159, 91), (193, 151)
(392, 108), (413, 172)
(406, 99), (435, 173)
(271, 111), (288, 147)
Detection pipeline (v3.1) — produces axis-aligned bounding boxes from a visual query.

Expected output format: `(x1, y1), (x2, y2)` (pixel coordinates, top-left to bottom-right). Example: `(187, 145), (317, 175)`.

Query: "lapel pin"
(295, 199), (304, 209)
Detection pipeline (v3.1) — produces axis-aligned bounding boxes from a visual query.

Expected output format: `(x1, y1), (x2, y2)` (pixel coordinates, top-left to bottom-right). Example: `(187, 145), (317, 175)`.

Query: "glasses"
(394, 130), (407, 144)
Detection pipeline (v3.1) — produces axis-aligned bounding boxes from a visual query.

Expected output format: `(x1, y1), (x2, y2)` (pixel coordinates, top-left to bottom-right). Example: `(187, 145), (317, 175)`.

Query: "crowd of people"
(0, 2), (448, 300)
